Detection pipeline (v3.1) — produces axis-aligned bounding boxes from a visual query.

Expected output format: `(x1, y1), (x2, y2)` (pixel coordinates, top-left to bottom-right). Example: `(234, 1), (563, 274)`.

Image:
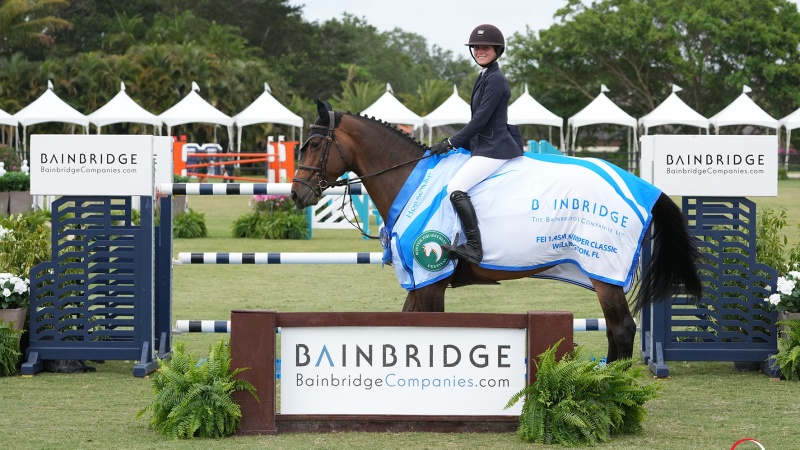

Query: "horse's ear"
(315, 99), (331, 125)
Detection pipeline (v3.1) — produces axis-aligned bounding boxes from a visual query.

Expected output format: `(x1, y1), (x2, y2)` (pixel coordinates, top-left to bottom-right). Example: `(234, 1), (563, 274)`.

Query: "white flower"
(0, 225), (7, 240)
(768, 293), (782, 306)
(777, 277), (796, 296)
(13, 281), (27, 295)
(790, 271), (800, 279)
(2, 288), (10, 298)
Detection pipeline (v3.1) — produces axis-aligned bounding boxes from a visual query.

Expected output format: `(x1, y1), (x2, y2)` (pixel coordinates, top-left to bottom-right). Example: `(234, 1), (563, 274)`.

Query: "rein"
(293, 112), (431, 239)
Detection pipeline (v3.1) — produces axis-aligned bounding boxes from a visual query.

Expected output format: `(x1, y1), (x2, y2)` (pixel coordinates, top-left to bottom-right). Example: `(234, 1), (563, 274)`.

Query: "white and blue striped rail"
(175, 318), (608, 333)
(177, 252), (383, 265)
(158, 182), (367, 196)
(572, 318), (606, 332)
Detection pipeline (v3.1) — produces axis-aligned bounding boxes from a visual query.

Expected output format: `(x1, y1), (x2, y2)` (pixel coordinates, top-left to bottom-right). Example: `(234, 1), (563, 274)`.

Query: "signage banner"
(31, 134), (155, 196)
(280, 326), (526, 415)
(640, 135), (778, 197)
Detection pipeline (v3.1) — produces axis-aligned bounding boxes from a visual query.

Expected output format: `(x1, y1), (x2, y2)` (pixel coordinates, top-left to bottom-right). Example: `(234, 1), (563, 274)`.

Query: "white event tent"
(567, 85), (637, 167)
(159, 81), (234, 150)
(361, 84), (424, 137)
(0, 106), (16, 147)
(13, 80), (89, 155)
(422, 84), (470, 144)
(639, 85), (709, 134)
(508, 84), (564, 149)
(709, 85), (779, 134)
(87, 82), (162, 134)
(779, 106), (800, 170)
(233, 82), (304, 153)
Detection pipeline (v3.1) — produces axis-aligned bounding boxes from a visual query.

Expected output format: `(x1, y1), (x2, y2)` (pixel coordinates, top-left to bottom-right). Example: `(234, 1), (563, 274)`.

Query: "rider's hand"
(429, 138), (453, 155)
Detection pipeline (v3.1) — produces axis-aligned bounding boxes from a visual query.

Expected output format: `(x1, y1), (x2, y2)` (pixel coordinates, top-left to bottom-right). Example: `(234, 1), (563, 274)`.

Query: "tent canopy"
(709, 85), (778, 131)
(508, 84), (562, 128)
(159, 82), (234, 128)
(14, 80), (89, 128)
(781, 106), (800, 132)
(87, 82), (161, 131)
(0, 107), (16, 127)
(361, 84), (424, 128)
(233, 82), (304, 152)
(567, 85), (637, 162)
(422, 84), (470, 144)
(639, 85), (709, 132)
(568, 88), (636, 129)
(423, 84), (470, 128)
(233, 82), (303, 128)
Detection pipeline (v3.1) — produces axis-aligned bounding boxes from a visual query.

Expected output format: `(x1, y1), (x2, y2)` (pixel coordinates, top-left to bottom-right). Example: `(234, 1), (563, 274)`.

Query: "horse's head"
(291, 99), (351, 208)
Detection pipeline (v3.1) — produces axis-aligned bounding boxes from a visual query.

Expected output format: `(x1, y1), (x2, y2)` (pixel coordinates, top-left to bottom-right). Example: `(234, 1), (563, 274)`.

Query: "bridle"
(292, 110), (432, 238)
(292, 110), (351, 199)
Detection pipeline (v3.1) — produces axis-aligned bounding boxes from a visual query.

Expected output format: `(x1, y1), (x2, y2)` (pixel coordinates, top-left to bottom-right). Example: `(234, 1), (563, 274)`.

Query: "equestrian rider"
(428, 24), (524, 264)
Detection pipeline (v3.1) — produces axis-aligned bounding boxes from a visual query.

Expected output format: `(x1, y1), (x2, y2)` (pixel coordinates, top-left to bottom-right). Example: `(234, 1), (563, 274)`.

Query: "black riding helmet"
(465, 24), (505, 66)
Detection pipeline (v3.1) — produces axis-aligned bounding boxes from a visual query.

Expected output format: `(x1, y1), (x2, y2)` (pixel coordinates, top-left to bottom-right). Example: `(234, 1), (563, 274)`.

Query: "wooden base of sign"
(230, 310), (573, 435)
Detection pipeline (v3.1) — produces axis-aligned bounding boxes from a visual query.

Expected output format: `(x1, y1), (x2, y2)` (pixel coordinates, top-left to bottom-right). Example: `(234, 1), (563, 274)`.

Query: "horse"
(291, 99), (703, 363)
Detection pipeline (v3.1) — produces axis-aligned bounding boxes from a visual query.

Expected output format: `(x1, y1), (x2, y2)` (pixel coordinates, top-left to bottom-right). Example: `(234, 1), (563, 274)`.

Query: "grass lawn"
(1, 180), (800, 449)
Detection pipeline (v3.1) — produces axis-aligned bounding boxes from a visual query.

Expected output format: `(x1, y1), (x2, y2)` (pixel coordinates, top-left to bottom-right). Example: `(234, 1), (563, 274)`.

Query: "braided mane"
(347, 112), (428, 151)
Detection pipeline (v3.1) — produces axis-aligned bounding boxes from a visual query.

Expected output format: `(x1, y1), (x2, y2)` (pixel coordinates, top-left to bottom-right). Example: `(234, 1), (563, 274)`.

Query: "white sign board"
(281, 326), (526, 416)
(153, 136), (174, 187)
(31, 134), (155, 196)
(640, 135), (778, 197)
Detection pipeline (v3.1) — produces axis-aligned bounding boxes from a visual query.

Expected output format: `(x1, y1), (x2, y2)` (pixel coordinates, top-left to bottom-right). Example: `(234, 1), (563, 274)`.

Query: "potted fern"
(138, 339), (257, 439)
(0, 320), (23, 376)
(506, 341), (660, 446)
(773, 318), (800, 381)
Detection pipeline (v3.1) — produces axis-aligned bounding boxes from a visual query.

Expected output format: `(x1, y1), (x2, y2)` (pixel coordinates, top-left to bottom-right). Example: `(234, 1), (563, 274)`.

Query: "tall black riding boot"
(443, 190), (483, 264)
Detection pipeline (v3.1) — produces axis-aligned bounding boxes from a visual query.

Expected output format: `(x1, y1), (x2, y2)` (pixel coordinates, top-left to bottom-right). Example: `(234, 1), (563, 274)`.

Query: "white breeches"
(446, 156), (509, 196)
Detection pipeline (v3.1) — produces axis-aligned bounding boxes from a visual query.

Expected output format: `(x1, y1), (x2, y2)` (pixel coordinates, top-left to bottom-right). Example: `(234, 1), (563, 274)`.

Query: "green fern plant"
(0, 321), (23, 376)
(137, 339), (257, 439)
(505, 341), (660, 446)
(773, 319), (800, 381)
(173, 208), (208, 239)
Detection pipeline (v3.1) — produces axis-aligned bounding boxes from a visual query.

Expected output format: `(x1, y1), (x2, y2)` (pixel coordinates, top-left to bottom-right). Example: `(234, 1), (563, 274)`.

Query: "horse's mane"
(313, 110), (427, 152)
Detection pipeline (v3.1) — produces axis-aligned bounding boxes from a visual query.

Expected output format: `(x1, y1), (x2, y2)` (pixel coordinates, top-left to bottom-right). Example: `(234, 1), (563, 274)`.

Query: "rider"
(428, 24), (523, 264)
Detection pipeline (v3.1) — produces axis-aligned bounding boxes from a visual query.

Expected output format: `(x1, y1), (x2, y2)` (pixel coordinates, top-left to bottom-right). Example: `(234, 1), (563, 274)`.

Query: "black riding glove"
(429, 138), (453, 155)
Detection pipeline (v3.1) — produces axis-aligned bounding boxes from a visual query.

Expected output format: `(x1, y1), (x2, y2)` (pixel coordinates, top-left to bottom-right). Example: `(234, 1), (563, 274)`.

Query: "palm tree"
(332, 80), (384, 113)
(401, 79), (453, 116)
(0, 0), (71, 56)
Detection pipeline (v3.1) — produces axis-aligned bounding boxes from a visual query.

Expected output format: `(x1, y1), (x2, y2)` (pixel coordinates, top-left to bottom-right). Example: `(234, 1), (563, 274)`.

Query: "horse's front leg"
(591, 279), (637, 362)
(402, 279), (449, 312)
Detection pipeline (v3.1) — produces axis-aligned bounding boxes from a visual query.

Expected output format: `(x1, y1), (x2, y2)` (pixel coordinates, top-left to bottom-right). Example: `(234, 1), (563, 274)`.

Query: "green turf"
(1, 181), (799, 449)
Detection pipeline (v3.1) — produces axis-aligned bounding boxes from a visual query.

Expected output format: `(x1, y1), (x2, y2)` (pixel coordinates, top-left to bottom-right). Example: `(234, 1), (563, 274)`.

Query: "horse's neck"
(343, 121), (420, 223)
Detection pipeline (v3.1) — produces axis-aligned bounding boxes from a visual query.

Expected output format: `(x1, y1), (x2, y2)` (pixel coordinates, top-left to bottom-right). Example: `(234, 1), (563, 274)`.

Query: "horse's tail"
(631, 192), (703, 314)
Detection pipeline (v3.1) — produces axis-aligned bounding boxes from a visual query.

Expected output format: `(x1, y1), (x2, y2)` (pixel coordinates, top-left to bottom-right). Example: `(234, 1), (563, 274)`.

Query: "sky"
(285, 0), (573, 56)
(287, 0), (800, 57)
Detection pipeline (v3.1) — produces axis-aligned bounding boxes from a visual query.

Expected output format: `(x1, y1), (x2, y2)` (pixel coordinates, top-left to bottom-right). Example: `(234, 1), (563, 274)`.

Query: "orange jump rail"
(185, 172), (273, 183)
(187, 158), (269, 169)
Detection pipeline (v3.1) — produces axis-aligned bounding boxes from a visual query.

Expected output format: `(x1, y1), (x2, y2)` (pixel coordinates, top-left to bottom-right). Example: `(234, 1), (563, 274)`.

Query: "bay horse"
(291, 100), (703, 362)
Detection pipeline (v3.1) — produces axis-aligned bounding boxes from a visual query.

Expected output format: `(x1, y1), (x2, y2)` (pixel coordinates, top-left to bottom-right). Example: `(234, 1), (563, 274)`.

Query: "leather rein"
(292, 111), (431, 239)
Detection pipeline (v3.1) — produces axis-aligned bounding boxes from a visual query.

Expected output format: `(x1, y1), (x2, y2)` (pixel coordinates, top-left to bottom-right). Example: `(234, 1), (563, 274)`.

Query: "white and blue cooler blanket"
(381, 150), (662, 292)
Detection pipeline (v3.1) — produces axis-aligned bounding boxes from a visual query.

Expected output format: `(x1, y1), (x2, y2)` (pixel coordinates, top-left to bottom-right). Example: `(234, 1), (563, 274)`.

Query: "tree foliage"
(505, 0), (800, 126)
(0, 0), (71, 56)
(3, 0), (800, 153)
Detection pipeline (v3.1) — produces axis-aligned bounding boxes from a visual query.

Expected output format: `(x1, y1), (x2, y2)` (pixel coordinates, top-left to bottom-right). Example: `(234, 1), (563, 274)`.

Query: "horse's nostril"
(290, 191), (297, 202)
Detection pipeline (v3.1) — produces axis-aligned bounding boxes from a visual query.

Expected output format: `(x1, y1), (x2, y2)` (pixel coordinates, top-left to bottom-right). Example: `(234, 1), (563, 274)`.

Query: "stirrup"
(442, 232), (459, 259)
